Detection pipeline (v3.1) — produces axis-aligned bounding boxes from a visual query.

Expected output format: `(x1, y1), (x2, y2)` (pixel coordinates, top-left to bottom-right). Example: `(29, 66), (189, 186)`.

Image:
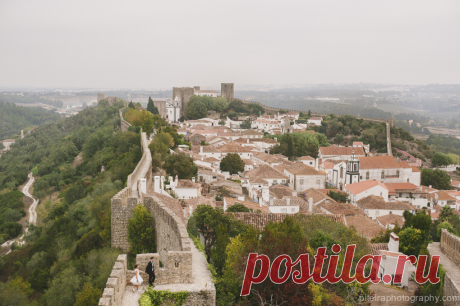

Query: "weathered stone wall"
(153, 100), (167, 118)
(143, 194), (191, 263)
(441, 229), (460, 266)
(98, 254), (127, 306)
(136, 252), (192, 285)
(173, 87), (194, 116)
(119, 109), (132, 133)
(126, 132), (152, 193)
(97, 93), (105, 103)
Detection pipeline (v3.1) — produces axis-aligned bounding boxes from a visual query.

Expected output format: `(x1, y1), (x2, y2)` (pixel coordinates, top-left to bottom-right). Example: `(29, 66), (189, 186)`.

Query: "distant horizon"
(1, 82), (460, 93)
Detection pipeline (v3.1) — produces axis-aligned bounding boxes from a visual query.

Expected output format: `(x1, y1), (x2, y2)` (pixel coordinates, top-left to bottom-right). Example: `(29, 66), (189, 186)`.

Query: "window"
(340, 167), (343, 179)
(381, 171), (385, 179)
(399, 193), (402, 198)
(281, 208), (287, 213)
(366, 171), (369, 180)
(396, 170), (400, 178)
(273, 180), (278, 185)
(300, 179), (304, 185)
(389, 211), (392, 214)
(354, 164), (358, 171)
(310, 162), (313, 165)
(316, 180), (320, 185)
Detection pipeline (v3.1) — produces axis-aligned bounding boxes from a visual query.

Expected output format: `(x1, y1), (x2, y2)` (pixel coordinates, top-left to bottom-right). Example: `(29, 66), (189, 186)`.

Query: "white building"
(307, 117), (322, 126)
(284, 163), (326, 192)
(377, 233), (416, 288)
(1, 139), (15, 151)
(169, 177), (202, 200)
(166, 98), (181, 123)
(356, 195), (415, 219)
(358, 156), (421, 186)
(300, 156), (316, 168)
(344, 180), (389, 204)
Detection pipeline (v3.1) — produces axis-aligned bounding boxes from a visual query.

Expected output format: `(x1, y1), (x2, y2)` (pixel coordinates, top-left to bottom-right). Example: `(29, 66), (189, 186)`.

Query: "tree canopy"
(162, 152), (197, 180)
(421, 168), (452, 190)
(146, 97), (159, 115)
(220, 153), (245, 175)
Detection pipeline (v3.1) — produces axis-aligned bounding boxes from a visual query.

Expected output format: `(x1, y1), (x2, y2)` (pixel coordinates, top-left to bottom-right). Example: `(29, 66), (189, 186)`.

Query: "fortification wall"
(221, 83), (234, 102)
(143, 194), (191, 263)
(126, 132), (151, 192)
(98, 254), (128, 306)
(441, 229), (460, 266)
(119, 109), (132, 133)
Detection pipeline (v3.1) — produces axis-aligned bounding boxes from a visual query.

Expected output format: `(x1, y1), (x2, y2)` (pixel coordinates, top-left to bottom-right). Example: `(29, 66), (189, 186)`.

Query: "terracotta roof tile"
(345, 215), (386, 239)
(245, 164), (288, 179)
(376, 214), (405, 227)
(358, 156), (402, 169)
(320, 145), (365, 156)
(370, 243), (389, 255)
(345, 180), (389, 195)
(317, 202), (365, 216)
(285, 163), (326, 176)
(176, 179), (201, 189)
(269, 185), (296, 199)
(356, 195), (414, 210)
(217, 142), (253, 153)
(224, 197), (269, 213)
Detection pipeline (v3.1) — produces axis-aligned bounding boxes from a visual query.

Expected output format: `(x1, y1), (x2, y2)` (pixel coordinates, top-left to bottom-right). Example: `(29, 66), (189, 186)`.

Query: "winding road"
(1, 172), (39, 255)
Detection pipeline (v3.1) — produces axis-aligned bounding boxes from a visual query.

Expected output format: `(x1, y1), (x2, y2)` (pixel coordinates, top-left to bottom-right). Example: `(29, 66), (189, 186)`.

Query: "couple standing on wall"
(130, 257), (156, 292)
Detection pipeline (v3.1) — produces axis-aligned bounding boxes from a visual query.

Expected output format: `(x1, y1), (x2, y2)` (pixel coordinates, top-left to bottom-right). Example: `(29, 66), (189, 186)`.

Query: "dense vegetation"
(0, 101), (143, 305)
(0, 191), (25, 241)
(426, 134), (460, 156)
(188, 207), (371, 305)
(0, 94), (63, 108)
(0, 102), (61, 141)
(267, 132), (329, 159)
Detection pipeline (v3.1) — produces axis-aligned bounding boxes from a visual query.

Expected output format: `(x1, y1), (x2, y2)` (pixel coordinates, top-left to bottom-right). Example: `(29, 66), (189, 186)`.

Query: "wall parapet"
(441, 229), (460, 266)
(120, 109), (132, 132)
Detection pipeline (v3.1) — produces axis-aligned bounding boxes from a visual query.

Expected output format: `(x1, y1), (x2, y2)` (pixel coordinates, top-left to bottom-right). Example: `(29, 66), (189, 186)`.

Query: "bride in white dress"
(130, 264), (144, 292)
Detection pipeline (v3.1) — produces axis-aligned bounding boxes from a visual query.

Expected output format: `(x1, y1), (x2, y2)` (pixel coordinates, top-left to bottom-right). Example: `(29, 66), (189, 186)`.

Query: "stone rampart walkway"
(121, 242), (214, 306)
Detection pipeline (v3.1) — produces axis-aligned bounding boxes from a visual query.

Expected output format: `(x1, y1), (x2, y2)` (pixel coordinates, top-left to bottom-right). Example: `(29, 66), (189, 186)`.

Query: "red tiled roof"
(320, 145), (365, 156)
(345, 180), (389, 195)
(358, 156), (403, 170)
(345, 215), (386, 239)
(376, 214), (405, 227)
(224, 197), (269, 213)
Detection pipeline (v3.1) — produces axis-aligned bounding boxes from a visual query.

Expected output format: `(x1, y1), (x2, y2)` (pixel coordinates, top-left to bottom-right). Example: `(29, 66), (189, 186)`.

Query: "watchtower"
(221, 83), (234, 102)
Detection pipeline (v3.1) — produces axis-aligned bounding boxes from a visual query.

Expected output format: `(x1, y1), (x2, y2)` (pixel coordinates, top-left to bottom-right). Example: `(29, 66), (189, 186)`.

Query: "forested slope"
(0, 101), (142, 306)
(0, 102), (61, 141)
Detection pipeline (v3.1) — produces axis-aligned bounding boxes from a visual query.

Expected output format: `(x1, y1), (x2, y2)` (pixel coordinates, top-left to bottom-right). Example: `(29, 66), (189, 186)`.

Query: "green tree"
(240, 119), (251, 129)
(247, 103), (265, 115)
(220, 153), (245, 175)
(213, 97), (228, 112)
(226, 203), (251, 212)
(74, 282), (102, 306)
(128, 101), (135, 109)
(147, 97), (159, 115)
(399, 227), (424, 256)
(65, 184), (86, 205)
(421, 168), (452, 190)
(431, 152), (453, 167)
(437, 221), (455, 239)
(334, 133), (344, 144)
(148, 132), (174, 159)
(163, 152), (197, 179)
(403, 210), (432, 237)
(127, 204), (156, 254)
(186, 98), (207, 119)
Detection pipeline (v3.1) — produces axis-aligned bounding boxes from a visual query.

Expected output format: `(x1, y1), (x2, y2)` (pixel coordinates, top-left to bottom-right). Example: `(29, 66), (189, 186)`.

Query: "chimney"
(292, 191), (297, 197)
(286, 198), (290, 206)
(309, 196), (313, 213)
(192, 177), (196, 183)
(429, 185), (432, 189)
(247, 139), (249, 143)
(200, 146), (203, 153)
(270, 198), (274, 206)
(201, 156), (204, 161)
(388, 232), (399, 252)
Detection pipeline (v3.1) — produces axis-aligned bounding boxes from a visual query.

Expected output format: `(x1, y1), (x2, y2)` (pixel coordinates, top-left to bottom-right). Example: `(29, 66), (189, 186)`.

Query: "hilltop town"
(1, 85), (460, 306)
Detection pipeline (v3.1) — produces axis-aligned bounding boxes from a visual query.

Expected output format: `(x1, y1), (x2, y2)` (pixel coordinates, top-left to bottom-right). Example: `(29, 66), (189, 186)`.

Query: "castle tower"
(173, 87), (194, 116)
(97, 93), (105, 103)
(345, 150), (360, 184)
(20, 129), (24, 139)
(221, 83), (234, 102)
(281, 115), (291, 134)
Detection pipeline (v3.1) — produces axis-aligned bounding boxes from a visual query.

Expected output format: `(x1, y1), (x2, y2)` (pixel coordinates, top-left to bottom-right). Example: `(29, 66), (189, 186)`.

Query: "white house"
(166, 98), (181, 123)
(358, 156), (421, 186)
(377, 233), (416, 288)
(217, 142), (254, 160)
(223, 197), (269, 213)
(284, 163), (326, 192)
(307, 117), (322, 126)
(267, 197), (307, 214)
(170, 177), (202, 200)
(356, 195), (415, 219)
(300, 156), (316, 168)
(1, 139), (15, 151)
(428, 191), (457, 209)
(194, 145), (222, 159)
(244, 164), (289, 187)
(344, 180), (389, 204)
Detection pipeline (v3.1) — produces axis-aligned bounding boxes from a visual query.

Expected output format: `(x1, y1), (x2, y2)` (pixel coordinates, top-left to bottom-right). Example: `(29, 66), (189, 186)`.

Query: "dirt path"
(1, 172), (39, 255)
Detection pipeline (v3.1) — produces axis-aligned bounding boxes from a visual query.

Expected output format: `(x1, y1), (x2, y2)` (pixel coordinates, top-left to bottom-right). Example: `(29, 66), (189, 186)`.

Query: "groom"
(145, 257), (155, 287)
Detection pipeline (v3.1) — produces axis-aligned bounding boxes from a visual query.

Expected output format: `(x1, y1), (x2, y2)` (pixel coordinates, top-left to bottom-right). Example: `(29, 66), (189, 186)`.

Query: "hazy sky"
(1, 0), (459, 90)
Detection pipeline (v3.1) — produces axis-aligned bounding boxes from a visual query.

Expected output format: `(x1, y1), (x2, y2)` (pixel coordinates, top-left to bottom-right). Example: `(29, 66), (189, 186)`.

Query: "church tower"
(345, 150), (360, 184)
(281, 115), (291, 134)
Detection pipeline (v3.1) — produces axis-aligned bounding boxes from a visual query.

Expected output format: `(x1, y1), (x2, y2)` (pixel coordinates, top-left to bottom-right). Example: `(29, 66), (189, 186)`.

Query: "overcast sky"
(0, 0), (459, 90)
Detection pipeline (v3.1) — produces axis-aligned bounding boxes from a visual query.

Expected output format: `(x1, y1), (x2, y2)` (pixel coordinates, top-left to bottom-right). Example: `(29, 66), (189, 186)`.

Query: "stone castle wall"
(441, 229), (460, 266)
(173, 87), (194, 116)
(439, 229), (460, 305)
(98, 254), (128, 306)
(119, 109), (132, 133)
(221, 83), (234, 103)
